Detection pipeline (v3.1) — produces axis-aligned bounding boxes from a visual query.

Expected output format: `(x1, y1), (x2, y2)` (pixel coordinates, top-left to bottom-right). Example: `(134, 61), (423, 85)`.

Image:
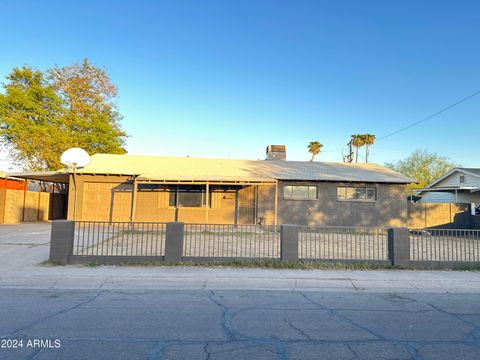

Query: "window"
(283, 185), (317, 200)
(169, 186), (209, 207)
(460, 175), (465, 184)
(337, 187), (377, 201)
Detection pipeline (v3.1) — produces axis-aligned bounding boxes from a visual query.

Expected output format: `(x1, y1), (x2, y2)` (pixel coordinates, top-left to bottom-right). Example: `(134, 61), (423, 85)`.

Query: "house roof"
(424, 167), (480, 189)
(458, 168), (480, 176)
(44, 154), (413, 184)
(6, 171), (70, 183)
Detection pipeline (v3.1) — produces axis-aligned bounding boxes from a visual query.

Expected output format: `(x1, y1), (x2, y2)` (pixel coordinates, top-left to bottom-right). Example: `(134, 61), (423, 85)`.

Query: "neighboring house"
(0, 172), (27, 191)
(417, 168), (480, 215)
(9, 145), (414, 227)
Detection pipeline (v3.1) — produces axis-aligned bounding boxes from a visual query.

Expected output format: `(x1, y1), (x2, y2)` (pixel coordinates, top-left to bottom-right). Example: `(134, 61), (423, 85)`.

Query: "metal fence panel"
(74, 221), (166, 256)
(410, 229), (480, 262)
(299, 226), (388, 260)
(183, 224), (280, 258)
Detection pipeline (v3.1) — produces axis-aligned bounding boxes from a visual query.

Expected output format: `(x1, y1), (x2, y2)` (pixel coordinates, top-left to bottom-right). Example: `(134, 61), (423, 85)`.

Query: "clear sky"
(1, 0), (479, 170)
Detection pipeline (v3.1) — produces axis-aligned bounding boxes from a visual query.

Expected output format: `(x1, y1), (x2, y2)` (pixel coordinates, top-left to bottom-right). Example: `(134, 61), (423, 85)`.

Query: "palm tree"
(307, 141), (323, 161)
(363, 134), (376, 163)
(350, 134), (364, 163)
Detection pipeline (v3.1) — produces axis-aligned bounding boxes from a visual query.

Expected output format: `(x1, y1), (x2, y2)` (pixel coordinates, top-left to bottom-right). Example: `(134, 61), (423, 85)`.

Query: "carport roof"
(10, 154), (413, 184)
(6, 171), (69, 183)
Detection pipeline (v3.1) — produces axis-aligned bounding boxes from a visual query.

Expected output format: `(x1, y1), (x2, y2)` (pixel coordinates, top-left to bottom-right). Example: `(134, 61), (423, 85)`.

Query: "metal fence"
(410, 229), (480, 262)
(183, 224), (280, 258)
(74, 221), (166, 256)
(299, 226), (388, 261)
(65, 221), (480, 266)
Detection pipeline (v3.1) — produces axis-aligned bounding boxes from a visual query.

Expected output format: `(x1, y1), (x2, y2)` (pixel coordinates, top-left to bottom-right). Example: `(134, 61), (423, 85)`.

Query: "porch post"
(274, 181), (278, 226)
(22, 179), (28, 222)
(205, 182), (210, 223)
(234, 189), (239, 226)
(130, 177), (138, 222)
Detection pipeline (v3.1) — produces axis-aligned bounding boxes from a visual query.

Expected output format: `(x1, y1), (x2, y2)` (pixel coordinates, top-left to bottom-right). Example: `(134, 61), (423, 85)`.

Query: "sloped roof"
(458, 168), (480, 176)
(424, 167), (480, 189)
(64, 154), (414, 183)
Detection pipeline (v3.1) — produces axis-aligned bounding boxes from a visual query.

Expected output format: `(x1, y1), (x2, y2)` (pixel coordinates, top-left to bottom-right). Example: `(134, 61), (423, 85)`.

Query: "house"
(415, 168), (480, 228)
(417, 168), (480, 213)
(9, 145), (414, 227)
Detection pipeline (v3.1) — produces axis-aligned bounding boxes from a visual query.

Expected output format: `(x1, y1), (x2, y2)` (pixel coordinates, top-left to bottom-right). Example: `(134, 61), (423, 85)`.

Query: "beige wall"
(0, 189), (66, 224)
(70, 175), (239, 224)
(407, 202), (470, 229)
(135, 188), (237, 224)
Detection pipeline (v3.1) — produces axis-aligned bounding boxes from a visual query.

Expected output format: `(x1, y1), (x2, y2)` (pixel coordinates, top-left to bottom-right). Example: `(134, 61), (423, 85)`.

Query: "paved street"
(0, 223), (480, 359)
(1, 288), (480, 360)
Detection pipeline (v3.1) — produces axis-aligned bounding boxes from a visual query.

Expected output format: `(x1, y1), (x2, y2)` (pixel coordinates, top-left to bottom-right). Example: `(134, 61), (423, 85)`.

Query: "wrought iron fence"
(299, 226), (388, 261)
(410, 229), (480, 262)
(183, 224), (280, 258)
(74, 221), (166, 256)
(68, 221), (480, 265)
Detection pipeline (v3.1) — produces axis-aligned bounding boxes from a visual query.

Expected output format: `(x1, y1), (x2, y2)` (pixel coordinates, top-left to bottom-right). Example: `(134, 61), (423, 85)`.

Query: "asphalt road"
(1, 288), (480, 360)
(0, 222), (479, 359)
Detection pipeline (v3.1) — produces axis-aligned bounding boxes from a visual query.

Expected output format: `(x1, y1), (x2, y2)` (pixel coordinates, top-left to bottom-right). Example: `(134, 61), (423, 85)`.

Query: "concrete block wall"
(0, 189), (66, 224)
(408, 202), (470, 229)
(275, 182), (408, 228)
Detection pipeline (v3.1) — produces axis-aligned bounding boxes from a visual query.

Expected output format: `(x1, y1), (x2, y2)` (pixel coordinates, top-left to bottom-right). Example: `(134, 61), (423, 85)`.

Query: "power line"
(377, 88), (480, 141)
(319, 88), (480, 154)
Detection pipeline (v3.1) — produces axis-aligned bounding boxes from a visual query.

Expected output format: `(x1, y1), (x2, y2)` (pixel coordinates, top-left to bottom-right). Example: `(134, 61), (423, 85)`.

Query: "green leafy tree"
(0, 66), (64, 170)
(0, 59), (127, 171)
(385, 149), (459, 191)
(307, 141), (323, 161)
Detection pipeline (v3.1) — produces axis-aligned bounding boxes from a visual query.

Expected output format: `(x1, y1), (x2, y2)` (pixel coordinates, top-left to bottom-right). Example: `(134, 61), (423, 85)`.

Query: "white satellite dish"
(60, 148), (90, 169)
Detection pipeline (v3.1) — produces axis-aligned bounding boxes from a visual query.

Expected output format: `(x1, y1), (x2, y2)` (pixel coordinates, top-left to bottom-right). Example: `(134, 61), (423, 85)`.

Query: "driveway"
(0, 222), (51, 272)
(0, 223), (480, 359)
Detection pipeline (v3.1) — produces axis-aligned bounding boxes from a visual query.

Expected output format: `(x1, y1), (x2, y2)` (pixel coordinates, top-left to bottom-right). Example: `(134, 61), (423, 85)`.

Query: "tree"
(0, 59), (127, 171)
(307, 141), (323, 161)
(363, 134), (376, 163)
(48, 58), (127, 158)
(385, 149), (460, 191)
(350, 134), (364, 163)
(0, 66), (64, 170)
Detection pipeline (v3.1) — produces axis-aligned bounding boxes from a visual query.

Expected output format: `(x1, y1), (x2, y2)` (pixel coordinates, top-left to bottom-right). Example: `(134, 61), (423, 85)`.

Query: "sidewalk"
(2, 264), (480, 292)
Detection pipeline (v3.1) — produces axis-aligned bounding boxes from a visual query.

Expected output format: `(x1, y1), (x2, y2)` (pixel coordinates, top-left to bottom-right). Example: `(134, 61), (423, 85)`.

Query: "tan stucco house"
(10, 146), (413, 227)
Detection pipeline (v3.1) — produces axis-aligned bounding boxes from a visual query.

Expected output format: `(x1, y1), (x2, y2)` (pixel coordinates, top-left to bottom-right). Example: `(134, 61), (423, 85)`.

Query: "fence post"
(49, 220), (75, 265)
(165, 222), (185, 262)
(281, 224), (299, 261)
(388, 227), (410, 267)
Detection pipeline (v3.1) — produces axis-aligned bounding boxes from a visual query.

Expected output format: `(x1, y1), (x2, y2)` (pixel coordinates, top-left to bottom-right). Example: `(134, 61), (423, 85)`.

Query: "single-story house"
(417, 168), (480, 216)
(9, 145), (414, 227)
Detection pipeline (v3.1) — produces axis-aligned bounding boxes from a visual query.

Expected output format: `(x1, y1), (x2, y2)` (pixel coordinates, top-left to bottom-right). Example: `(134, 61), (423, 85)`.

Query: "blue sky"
(1, 0), (479, 169)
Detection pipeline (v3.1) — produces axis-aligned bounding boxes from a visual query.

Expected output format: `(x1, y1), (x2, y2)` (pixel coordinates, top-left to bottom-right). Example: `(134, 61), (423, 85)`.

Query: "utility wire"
(377, 88), (480, 141)
(319, 88), (480, 153)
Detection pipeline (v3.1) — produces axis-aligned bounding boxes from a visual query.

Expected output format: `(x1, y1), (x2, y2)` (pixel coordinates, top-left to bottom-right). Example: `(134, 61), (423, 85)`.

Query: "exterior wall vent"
(266, 145), (286, 161)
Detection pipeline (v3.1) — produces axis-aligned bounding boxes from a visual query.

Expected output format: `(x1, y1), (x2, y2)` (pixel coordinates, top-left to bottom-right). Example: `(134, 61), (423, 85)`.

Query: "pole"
(130, 177), (138, 223)
(274, 181), (278, 226)
(205, 182), (209, 223)
(72, 164), (77, 221)
(22, 179), (28, 222)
